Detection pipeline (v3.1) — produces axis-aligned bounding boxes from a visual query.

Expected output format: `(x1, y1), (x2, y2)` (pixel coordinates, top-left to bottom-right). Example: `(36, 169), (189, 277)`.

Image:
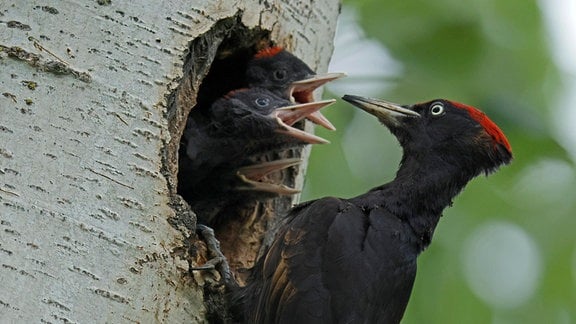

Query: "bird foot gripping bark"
(192, 224), (238, 289)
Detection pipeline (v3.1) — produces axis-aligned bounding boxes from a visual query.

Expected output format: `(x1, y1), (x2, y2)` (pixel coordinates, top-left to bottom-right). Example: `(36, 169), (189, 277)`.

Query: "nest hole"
(166, 17), (301, 290)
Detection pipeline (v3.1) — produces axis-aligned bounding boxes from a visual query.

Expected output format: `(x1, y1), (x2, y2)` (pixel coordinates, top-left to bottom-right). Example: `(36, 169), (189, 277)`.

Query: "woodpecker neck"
(363, 152), (476, 250)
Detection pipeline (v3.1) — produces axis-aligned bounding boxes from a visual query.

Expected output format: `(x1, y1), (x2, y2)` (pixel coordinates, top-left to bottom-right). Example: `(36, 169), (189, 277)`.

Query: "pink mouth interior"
(293, 90), (314, 104)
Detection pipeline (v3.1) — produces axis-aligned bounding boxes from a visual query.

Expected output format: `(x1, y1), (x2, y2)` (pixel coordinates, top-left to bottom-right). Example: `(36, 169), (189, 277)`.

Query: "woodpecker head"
(209, 88), (333, 144)
(246, 46), (345, 130)
(342, 95), (512, 175)
(246, 47), (315, 94)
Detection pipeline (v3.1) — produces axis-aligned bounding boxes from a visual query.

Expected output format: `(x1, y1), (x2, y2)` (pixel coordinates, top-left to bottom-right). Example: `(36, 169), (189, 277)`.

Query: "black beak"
(342, 95), (420, 128)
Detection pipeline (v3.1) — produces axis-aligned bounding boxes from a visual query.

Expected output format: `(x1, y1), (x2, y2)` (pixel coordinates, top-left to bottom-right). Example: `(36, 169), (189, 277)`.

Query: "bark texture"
(0, 0), (339, 322)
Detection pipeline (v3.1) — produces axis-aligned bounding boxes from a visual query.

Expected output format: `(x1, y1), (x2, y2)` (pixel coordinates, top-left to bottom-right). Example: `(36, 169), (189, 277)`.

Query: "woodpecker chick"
(178, 87), (335, 225)
(246, 46), (345, 130)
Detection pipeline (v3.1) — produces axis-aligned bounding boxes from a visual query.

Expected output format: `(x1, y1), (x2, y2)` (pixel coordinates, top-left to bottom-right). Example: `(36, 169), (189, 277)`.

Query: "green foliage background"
(303, 0), (576, 322)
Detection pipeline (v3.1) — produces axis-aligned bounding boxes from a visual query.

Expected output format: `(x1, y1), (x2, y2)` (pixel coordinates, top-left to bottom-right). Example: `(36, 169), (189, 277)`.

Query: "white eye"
(274, 69), (287, 80)
(430, 103), (444, 116)
(255, 97), (270, 107)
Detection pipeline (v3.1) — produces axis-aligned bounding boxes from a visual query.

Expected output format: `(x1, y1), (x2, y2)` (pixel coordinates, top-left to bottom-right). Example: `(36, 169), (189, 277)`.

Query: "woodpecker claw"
(275, 99), (336, 128)
(192, 224), (237, 288)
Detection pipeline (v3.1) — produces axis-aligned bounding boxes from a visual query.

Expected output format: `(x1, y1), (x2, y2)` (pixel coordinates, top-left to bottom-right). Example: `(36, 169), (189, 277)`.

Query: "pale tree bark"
(0, 1), (340, 323)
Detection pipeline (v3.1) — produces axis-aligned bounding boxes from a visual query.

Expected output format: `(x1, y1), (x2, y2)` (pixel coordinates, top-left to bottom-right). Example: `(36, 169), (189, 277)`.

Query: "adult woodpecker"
(246, 46), (345, 130)
(178, 87), (335, 225)
(231, 96), (512, 323)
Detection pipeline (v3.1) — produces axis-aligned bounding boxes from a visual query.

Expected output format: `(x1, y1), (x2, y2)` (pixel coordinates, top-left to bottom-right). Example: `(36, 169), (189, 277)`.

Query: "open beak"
(237, 158), (301, 181)
(289, 72), (347, 102)
(341, 95), (420, 127)
(289, 72), (346, 131)
(236, 158), (302, 195)
(275, 117), (330, 144)
(275, 99), (336, 127)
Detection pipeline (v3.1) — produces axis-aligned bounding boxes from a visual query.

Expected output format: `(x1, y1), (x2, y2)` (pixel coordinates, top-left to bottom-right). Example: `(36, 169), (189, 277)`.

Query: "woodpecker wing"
(242, 198), (342, 323)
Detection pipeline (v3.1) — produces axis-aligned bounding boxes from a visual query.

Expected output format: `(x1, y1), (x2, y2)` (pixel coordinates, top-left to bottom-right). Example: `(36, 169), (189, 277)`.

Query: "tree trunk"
(0, 1), (340, 323)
